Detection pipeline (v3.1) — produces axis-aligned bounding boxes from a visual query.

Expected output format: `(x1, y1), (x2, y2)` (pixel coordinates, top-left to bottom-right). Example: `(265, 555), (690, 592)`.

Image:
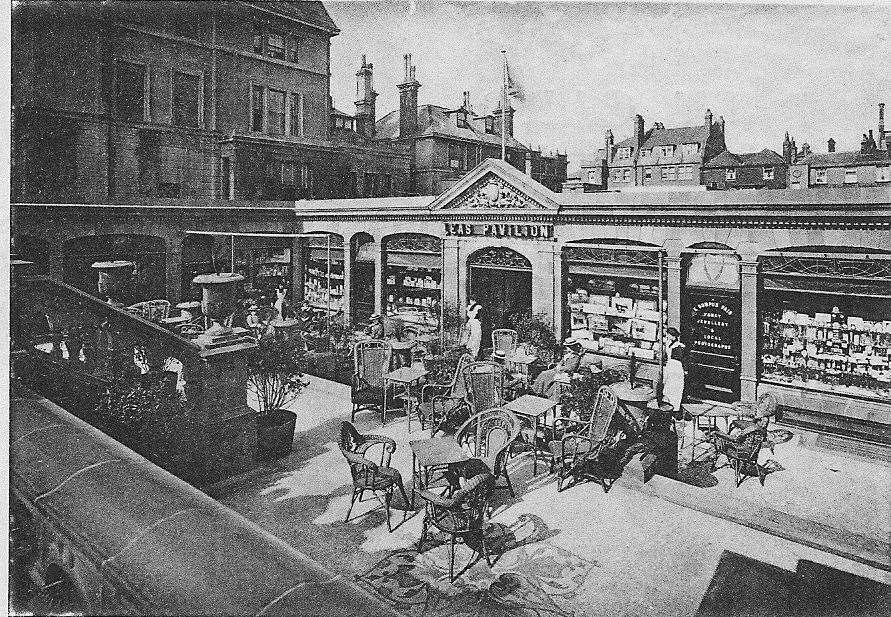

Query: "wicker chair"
(351, 340), (392, 422)
(707, 419), (769, 487)
(462, 361), (506, 416)
(732, 392), (779, 452)
(339, 421), (409, 532)
(455, 407), (522, 497)
(417, 468), (495, 581)
(491, 328), (519, 359)
(418, 353), (474, 435)
(126, 300), (171, 322)
(547, 386), (621, 492)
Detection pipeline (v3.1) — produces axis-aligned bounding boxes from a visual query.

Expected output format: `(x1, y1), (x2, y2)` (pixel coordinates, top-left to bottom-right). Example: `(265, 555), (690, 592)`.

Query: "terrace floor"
(211, 377), (890, 616)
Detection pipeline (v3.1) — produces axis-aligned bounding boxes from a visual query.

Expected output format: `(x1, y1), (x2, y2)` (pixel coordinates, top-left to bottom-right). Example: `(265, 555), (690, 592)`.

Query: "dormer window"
(726, 168), (736, 180)
(659, 145), (676, 157)
(682, 143), (700, 157)
(617, 147), (631, 160)
(253, 27), (296, 62)
(485, 117), (494, 134)
(456, 110), (470, 129)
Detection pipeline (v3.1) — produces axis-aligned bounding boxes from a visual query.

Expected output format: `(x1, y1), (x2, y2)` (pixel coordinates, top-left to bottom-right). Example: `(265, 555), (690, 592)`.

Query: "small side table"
(682, 401), (738, 461)
(504, 394), (559, 475)
(409, 437), (469, 508)
(384, 366), (429, 430)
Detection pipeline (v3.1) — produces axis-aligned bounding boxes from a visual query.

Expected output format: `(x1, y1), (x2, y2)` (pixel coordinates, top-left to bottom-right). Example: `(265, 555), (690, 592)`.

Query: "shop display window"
(302, 236), (344, 313)
(234, 240), (292, 303)
(760, 252), (891, 401)
(384, 235), (442, 336)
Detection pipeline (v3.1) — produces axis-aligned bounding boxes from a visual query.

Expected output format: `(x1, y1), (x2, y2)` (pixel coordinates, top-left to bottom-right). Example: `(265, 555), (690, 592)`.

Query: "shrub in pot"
(247, 332), (308, 461)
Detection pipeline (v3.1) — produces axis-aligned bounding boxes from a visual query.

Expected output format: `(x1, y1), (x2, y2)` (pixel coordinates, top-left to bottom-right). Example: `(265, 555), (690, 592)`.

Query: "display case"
(759, 252), (891, 402)
(384, 234), (442, 336)
(563, 243), (666, 365)
(302, 238), (344, 313)
(234, 244), (292, 301)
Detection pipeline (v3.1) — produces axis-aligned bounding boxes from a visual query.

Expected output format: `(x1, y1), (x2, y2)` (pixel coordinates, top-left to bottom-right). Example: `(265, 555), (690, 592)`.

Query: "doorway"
(468, 247), (533, 351)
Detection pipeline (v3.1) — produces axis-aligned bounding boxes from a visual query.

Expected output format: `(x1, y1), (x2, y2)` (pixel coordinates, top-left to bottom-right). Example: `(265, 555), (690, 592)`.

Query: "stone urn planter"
(192, 272), (252, 349)
(91, 260), (135, 305)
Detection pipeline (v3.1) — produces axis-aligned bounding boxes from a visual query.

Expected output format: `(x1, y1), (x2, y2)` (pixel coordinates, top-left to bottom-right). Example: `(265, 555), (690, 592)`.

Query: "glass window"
(660, 145), (676, 157)
(814, 169), (827, 184)
(289, 92), (302, 137)
(877, 166), (890, 183)
(251, 85), (264, 131)
(844, 168), (857, 184)
(252, 29), (263, 54)
(618, 147), (631, 160)
(644, 167), (652, 180)
(726, 168), (736, 180)
(680, 166), (693, 180)
(116, 61), (146, 121)
(267, 89), (285, 135)
(666, 166), (676, 181)
(266, 34), (285, 59)
(763, 166), (775, 180)
(172, 71), (200, 127)
(288, 37), (299, 63)
(622, 169), (630, 182)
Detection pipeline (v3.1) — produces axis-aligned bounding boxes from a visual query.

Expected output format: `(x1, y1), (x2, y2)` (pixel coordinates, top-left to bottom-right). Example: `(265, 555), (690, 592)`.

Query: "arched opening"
(759, 245), (891, 418)
(232, 232), (293, 305)
(63, 234), (166, 304)
(681, 242), (741, 402)
(468, 246), (533, 347)
(383, 233), (442, 336)
(562, 238), (666, 369)
(12, 234), (51, 276)
(351, 232), (375, 324)
(181, 233), (219, 301)
(302, 232), (344, 315)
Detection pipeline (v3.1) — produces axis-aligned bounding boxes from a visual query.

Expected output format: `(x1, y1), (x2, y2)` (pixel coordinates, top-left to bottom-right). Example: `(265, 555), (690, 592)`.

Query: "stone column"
(664, 238), (683, 329)
(342, 237), (353, 326)
(531, 243), (560, 335)
(739, 256), (759, 403)
(291, 236), (304, 303)
(373, 241), (384, 315)
(442, 237), (461, 342)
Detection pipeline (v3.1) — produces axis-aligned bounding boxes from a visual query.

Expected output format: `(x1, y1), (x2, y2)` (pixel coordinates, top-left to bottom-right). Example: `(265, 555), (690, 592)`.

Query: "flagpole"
(501, 50), (507, 162)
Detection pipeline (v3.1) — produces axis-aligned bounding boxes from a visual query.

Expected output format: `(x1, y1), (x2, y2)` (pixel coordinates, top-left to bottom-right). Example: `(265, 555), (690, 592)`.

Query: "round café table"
(610, 383), (655, 433)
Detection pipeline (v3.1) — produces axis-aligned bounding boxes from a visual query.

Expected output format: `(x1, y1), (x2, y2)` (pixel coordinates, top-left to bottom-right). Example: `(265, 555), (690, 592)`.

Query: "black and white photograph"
(5, 0), (890, 614)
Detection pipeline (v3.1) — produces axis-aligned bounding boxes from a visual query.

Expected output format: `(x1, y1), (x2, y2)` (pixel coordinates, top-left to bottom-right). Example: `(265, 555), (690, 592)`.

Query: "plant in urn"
(91, 260), (135, 306)
(192, 272), (250, 349)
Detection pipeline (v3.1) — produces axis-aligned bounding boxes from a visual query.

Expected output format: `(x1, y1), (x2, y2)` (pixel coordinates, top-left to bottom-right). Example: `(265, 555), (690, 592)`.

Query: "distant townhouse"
(788, 103), (890, 189)
(701, 149), (788, 190)
(588, 110), (726, 190)
(374, 54), (568, 195)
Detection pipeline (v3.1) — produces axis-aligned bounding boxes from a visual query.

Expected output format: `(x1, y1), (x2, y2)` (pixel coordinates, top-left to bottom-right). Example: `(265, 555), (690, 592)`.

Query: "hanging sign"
(444, 223), (553, 239)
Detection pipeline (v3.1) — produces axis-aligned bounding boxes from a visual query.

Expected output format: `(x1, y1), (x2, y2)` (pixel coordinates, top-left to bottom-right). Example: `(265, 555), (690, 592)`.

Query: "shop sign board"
(444, 223), (553, 239)
(689, 299), (736, 354)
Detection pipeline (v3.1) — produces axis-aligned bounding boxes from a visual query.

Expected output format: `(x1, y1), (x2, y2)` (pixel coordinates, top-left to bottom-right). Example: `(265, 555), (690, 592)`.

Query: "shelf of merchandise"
(385, 267), (441, 336)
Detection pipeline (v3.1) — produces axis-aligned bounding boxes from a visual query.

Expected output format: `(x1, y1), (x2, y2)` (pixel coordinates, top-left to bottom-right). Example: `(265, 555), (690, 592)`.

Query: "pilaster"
(372, 241), (384, 315)
(664, 238), (683, 330)
(739, 257), (759, 402)
(442, 238), (461, 341)
(531, 243), (560, 334)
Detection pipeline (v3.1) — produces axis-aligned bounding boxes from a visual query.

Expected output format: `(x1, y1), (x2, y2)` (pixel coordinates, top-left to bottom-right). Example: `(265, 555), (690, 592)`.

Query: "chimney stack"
(704, 108), (713, 129)
(462, 90), (471, 111)
(880, 103), (887, 150)
(827, 138), (836, 153)
(354, 55), (378, 138)
(397, 53), (421, 138)
(493, 100), (515, 138)
(782, 132), (792, 163)
(633, 114), (644, 152)
(605, 129), (614, 157)
(525, 151), (532, 176)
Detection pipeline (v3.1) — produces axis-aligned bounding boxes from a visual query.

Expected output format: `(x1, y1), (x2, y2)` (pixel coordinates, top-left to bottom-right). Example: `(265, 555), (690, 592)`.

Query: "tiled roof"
(331, 107), (352, 118)
(244, 1), (339, 33)
(703, 149), (785, 168)
(376, 105), (528, 150)
(614, 125), (711, 150)
(800, 150), (891, 167)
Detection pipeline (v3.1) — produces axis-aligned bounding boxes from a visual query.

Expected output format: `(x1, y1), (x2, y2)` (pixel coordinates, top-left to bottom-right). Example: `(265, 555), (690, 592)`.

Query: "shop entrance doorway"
(468, 247), (533, 351)
(682, 249), (742, 402)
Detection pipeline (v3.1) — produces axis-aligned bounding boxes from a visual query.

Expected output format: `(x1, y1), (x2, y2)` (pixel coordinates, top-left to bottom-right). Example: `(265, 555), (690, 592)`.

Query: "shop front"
(383, 233), (443, 336)
(757, 247), (891, 441)
(468, 246), (533, 346)
(301, 233), (344, 314)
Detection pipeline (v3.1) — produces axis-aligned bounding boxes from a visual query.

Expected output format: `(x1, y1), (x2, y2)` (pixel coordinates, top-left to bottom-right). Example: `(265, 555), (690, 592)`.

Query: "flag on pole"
(505, 60), (525, 103)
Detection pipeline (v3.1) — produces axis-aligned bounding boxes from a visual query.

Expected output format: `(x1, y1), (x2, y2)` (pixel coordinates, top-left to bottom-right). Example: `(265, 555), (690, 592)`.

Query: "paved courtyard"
(212, 377), (890, 616)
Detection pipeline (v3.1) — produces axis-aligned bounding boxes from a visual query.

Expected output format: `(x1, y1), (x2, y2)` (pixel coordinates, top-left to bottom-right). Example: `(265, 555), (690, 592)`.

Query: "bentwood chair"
(461, 361), (506, 416)
(351, 340), (392, 422)
(707, 419), (770, 487)
(339, 422), (410, 531)
(454, 407), (522, 497)
(417, 353), (474, 434)
(417, 467), (495, 581)
(547, 386), (621, 492)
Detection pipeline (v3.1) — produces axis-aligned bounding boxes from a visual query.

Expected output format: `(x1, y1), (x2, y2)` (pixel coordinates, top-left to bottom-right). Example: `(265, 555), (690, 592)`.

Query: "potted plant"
(508, 312), (560, 366)
(247, 332), (308, 461)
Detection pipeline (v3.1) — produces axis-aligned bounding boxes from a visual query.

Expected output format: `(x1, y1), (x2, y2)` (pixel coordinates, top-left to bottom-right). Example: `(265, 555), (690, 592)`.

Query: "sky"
(326, 1), (890, 171)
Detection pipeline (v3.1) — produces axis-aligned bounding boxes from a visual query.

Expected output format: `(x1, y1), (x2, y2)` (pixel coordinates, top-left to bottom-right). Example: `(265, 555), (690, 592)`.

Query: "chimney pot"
(827, 138), (836, 153)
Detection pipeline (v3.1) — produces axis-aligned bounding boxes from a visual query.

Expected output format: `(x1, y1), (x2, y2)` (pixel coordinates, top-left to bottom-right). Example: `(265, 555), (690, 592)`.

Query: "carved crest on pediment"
(440, 173), (548, 210)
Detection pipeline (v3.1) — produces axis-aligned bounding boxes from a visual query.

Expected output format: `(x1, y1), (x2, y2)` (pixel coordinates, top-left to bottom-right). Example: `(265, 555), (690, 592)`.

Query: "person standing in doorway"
(665, 327), (687, 375)
(460, 301), (483, 360)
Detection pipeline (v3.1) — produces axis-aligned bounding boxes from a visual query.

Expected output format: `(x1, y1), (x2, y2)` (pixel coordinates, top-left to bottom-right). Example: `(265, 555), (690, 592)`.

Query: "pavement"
(212, 376), (890, 616)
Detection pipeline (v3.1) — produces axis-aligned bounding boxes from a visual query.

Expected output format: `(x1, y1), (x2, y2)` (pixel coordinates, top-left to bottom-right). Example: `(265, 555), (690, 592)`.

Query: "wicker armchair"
(351, 340), (392, 422)
(707, 419), (769, 487)
(418, 353), (474, 435)
(547, 386), (621, 492)
(455, 407), (522, 497)
(417, 468), (495, 581)
(126, 300), (171, 322)
(462, 361), (506, 416)
(339, 421), (409, 532)
(733, 391), (778, 445)
(491, 328), (518, 359)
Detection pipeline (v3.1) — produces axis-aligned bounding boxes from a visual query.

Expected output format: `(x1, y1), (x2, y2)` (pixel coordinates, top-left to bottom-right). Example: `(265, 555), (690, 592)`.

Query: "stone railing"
(12, 275), (258, 485)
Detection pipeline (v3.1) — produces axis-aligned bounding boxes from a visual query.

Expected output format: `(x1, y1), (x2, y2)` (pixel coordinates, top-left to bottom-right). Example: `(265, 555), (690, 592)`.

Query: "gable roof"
(702, 150), (743, 168)
(428, 158), (559, 211)
(703, 148), (785, 168)
(614, 125), (711, 151)
(799, 150), (891, 167)
(244, 1), (339, 33)
(376, 105), (528, 150)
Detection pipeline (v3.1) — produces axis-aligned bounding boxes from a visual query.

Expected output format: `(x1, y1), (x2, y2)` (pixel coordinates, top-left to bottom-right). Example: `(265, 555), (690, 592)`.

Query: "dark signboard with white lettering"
(444, 223), (553, 239)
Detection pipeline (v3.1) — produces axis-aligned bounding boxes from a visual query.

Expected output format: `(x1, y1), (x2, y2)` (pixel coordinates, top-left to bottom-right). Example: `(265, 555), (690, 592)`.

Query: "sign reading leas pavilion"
(444, 223), (554, 239)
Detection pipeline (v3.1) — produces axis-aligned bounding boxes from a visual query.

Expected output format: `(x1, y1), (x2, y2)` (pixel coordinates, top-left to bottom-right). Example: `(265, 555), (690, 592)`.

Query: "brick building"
(11, 1), (411, 204)
(585, 110), (726, 190)
(374, 55), (568, 195)
(701, 149), (788, 190)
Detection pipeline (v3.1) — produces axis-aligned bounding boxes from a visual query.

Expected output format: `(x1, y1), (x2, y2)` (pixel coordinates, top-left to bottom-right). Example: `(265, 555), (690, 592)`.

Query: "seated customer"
(532, 338), (584, 399)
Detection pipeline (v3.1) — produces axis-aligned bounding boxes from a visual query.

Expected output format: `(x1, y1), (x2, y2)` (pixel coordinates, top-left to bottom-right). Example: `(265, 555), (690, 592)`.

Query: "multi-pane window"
(682, 143), (700, 158)
(814, 169), (827, 184)
(622, 169), (631, 182)
(877, 166), (890, 183)
(267, 89), (285, 135)
(659, 145), (676, 157)
(664, 166), (676, 181)
(844, 168), (857, 184)
(251, 85), (264, 131)
(763, 167), (775, 180)
(288, 38), (299, 63)
(617, 147), (631, 160)
(116, 61), (147, 121)
(726, 168), (736, 180)
(289, 93), (303, 137)
(253, 28), (298, 63)
(679, 166), (693, 181)
(266, 34), (285, 60)
(172, 71), (201, 127)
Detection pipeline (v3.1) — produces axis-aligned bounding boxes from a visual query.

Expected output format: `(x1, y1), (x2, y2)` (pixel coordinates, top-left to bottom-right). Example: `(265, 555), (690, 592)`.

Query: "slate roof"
(799, 150), (891, 167)
(614, 125), (711, 150)
(244, 1), (339, 33)
(703, 149), (785, 168)
(376, 105), (528, 150)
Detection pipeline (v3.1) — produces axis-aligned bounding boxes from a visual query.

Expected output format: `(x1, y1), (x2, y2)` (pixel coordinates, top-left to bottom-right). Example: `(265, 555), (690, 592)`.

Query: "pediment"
(430, 159), (559, 211)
